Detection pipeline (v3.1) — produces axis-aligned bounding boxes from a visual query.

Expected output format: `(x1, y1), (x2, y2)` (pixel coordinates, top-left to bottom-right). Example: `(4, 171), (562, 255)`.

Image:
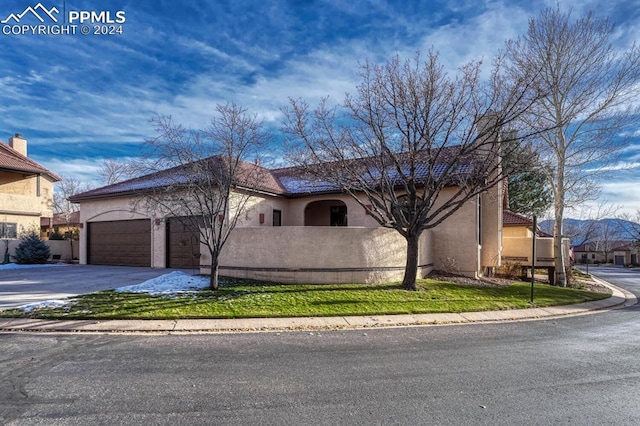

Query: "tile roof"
(272, 146), (475, 196)
(572, 241), (638, 252)
(503, 210), (533, 226)
(70, 156), (287, 202)
(70, 146), (481, 202)
(41, 211), (81, 227)
(0, 141), (62, 181)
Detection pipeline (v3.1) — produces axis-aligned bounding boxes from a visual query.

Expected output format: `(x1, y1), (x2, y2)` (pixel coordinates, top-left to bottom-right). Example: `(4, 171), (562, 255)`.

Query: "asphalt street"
(582, 265), (640, 297)
(1, 266), (639, 425)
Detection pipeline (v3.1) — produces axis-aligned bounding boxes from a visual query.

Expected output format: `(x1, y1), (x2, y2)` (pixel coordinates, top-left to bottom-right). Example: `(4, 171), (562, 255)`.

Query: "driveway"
(0, 265), (193, 309)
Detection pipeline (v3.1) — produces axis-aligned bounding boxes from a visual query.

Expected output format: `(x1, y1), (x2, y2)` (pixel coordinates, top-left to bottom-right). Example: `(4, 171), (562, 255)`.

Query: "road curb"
(0, 278), (636, 334)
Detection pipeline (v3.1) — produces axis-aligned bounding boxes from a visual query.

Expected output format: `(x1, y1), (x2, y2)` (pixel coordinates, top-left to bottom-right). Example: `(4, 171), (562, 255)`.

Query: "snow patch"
(0, 263), (70, 270)
(20, 299), (74, 312)
(115, 271), (210, 296)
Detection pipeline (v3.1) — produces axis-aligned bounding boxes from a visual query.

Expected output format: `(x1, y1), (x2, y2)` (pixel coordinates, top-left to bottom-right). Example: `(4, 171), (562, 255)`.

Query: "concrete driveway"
(0, 264), (194, 309)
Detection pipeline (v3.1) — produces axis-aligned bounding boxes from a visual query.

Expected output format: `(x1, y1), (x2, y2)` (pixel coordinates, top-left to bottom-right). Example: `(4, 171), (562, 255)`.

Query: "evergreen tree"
(14, 232), (51, 264)
(508, 170), (553, 218)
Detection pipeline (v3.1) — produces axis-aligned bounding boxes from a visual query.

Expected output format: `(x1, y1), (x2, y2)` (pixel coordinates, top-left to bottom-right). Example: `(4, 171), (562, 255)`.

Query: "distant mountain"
(538, 218), (639, 246)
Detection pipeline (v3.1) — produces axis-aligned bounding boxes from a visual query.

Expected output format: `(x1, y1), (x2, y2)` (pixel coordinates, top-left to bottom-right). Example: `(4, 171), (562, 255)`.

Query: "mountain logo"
(2, 3), (59, 24)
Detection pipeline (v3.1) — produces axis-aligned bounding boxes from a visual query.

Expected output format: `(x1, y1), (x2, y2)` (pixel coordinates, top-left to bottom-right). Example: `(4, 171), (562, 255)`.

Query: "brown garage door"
(167, 217), (201, 268)
(88, 220), (151, 266)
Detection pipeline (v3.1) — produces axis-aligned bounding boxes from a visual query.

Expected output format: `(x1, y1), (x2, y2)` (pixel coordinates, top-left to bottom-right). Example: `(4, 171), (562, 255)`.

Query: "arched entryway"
(304, 200), (348, 226)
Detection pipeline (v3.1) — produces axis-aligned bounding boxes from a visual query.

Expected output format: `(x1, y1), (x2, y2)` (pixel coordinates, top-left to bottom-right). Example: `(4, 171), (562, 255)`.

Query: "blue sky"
(1, 0), (639, 216)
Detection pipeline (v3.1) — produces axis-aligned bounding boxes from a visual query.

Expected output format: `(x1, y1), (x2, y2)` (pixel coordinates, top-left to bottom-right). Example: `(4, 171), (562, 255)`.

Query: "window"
(0, 222), (17, 239)
(273, 210), (282, 227)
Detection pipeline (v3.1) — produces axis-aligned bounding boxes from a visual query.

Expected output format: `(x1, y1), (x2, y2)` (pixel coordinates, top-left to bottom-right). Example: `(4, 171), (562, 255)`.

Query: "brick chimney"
(8, 133), (27, 156)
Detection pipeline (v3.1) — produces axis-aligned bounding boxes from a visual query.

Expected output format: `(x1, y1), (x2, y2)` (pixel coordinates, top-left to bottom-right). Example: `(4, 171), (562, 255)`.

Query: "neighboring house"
(573, 241), (639, 266)
(40, 211), (81, 240)
(1, 133), (61, 243)
(502, 210), (553, 238)
(500, 209), (569, 283)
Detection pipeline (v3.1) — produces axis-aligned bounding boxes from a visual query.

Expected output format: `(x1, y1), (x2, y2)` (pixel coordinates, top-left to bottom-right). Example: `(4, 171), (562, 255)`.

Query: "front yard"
(0, 272), (611, 320)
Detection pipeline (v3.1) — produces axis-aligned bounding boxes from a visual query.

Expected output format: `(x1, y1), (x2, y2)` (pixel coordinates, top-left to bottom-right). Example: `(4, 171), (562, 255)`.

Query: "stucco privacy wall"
(201, 227), (434, 284)
(3, 239), (78, 262)
(502, 237), (554, 266)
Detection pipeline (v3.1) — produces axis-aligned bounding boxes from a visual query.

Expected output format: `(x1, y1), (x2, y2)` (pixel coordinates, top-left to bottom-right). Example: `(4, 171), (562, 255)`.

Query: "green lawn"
(0, 277), (611, 320)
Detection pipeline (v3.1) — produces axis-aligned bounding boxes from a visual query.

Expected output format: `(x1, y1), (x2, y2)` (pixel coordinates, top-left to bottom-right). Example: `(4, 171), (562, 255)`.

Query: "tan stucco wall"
(480, 183), (503, 270)
(430, 199), (479, 276)
(3, 239), (78, 262)
(503, 225), (532, 238)
(46, 240), (79, 261)
(502, 237), (569, 267)
(1, 171), (55, 235)
(502, 237), (557, 266)
(200, 227), (434, 284)
(231, 192), (289, 227)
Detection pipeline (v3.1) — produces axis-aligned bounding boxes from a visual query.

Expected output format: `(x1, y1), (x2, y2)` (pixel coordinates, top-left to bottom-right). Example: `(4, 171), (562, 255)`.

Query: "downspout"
(476, 193), (481, 278)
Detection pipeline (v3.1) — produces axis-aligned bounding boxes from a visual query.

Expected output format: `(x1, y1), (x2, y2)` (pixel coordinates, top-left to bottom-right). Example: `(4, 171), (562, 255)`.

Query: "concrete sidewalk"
(0, 279), (636, 334)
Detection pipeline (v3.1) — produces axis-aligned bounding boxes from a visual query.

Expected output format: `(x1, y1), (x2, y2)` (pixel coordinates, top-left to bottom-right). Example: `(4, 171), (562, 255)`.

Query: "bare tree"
(504, 7), (640, 286)
(53, 177), (92, 259)
(135, 103), (271, 290)
(53, 177), (92, 218)
(98, 158), (136, 185)
(619, 210), (640, 241)
(595, 219), (624, 263)
(282, 51), (539, 290)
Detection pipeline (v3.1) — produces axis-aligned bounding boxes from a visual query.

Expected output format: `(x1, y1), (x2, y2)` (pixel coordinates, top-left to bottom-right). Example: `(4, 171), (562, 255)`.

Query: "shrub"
(14, 232), (51, 264)
(497, 261), (523, 279)
(49, 231), (65, 240)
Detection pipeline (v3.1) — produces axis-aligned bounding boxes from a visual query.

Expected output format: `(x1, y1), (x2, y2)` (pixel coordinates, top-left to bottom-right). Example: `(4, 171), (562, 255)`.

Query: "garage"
(614, 255), (625, 266)
(88, 220), (151, 266)
(167, 217), (201, 268)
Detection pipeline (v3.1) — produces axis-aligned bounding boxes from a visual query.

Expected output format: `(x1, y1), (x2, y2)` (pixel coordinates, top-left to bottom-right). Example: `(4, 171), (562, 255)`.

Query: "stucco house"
(1, 134), (60, 244)
(40, 211), (81, 240)
(500, 209), (570, 282)
(70, 142), (509, 284)
(573, 241), (639, 266)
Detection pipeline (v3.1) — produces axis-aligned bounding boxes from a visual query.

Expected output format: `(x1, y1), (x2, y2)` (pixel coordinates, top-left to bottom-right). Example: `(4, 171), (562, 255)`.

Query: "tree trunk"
(553, 204), (567, 287)
(401, 233), (420, 290)
(209, 256), (219, 290)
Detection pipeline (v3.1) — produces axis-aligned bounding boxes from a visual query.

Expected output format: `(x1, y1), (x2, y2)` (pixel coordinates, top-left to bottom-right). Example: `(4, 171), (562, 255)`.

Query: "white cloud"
(39, 158), (103, 185)
(599, 181), (640, 215)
